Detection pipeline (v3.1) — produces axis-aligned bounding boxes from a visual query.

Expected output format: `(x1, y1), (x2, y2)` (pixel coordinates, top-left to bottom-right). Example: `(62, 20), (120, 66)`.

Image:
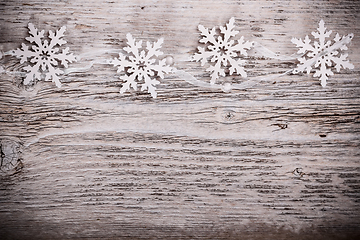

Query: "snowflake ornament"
(291, 20), (354, 87)
(11, 23), (76, 87)
(193, 17), (253, 85)
(111, 33), (172, 98)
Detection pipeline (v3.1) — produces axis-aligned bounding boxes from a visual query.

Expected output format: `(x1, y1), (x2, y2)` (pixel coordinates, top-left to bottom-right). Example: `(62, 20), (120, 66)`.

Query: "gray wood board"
(0, 0), (359, 239)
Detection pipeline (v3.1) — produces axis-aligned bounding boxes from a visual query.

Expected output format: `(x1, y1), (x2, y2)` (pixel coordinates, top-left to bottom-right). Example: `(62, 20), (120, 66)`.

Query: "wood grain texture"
(0, 0), (360, 239)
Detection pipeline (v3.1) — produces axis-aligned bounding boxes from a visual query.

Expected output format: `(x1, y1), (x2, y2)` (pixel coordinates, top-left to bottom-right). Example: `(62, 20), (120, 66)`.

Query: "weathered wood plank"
(1, 0), (360, 239)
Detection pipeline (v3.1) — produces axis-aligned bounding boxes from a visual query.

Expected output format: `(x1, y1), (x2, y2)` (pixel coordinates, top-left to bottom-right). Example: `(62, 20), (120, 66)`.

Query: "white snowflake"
(291, 20), (354, 87)
(193, 17), (253, 85)
(11, 23), (76, 87)
(111, 33), (172, 98)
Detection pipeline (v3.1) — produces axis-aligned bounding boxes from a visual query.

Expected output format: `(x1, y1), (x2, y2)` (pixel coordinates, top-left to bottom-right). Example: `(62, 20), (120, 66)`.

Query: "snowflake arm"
(232, 36), (253, 57)
(120, 74), (137, 94)
(311, 20), (332, 50)
(193, 46), (214, 66)
(25, 23), (45, 49)
(207, 61), (225, 84)
(291, 35), (315, 55)
(124, 33), (142, 57)
(141, 74), (160, 98)
(112, 53), (131, 73)
(313, 59), (334, 87)
(292, 20), (354, 87)
(152, 58), (172, 79)
(332, 53), (354, 72)
(329, 33), (354, 72)
(112, 51), (139, 93)
(228, 58), (247, 77)
(220, 17), (239, 43)
(193, 25), (219, 68)
(198, 25), (218, 46)
(23, 62), (41, 85)
(48, 26), (67, 48)
(146, 38), (164, 58)
(45, 64), (64, 88)
(12, 43), (37, 64)
(11, 23), (76, 87)
(110, 34), (171, 98)
(193, 18), (253, 85)
(56, 47), (77, 68)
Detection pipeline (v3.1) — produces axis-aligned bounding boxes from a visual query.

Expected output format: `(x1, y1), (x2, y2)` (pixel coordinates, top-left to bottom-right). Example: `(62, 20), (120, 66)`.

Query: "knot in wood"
(0, 139), (23, 176)
(292, 168), (305, 177)
(224, 111), (235, 121)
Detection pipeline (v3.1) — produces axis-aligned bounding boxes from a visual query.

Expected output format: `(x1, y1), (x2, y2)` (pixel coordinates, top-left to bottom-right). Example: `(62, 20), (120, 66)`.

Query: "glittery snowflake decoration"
(110, 33), (172, 98)
(11, 23), (76, 87)
(291, 20), (354, 87)
(192, 17), (253, 85)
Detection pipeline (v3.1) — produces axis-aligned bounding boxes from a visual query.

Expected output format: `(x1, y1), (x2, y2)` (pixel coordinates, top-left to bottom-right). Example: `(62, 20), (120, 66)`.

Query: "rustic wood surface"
(1, 0), (360, 239)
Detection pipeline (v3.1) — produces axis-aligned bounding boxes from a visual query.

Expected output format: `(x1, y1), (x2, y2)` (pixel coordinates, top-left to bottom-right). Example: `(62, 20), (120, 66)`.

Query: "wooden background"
(1, 0), (360, 239)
